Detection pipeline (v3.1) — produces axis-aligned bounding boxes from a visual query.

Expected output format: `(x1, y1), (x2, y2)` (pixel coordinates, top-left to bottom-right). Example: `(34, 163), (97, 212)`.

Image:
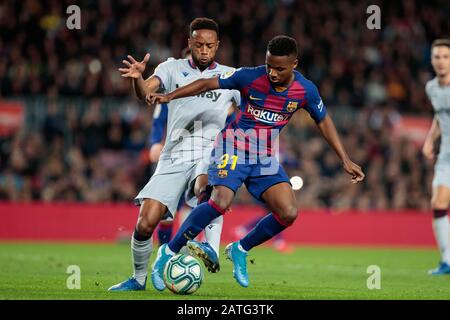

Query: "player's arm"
(134, 76), (161, 101)
(147, 78), (220, 104)
(118, 53), (161, 100)
(422, 116), (441, 160)
(305, 82), (364, 183)
(316, 115), (364, 183)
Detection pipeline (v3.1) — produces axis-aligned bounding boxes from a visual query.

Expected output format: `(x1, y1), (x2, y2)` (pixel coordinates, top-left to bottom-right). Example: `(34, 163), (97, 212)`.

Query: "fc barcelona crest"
(286, 101), (298, 112)
(218, 169), (228, 178)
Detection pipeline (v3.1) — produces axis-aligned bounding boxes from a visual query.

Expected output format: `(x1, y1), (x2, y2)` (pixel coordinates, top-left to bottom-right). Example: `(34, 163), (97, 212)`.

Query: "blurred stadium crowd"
(0, 0), (448, 209)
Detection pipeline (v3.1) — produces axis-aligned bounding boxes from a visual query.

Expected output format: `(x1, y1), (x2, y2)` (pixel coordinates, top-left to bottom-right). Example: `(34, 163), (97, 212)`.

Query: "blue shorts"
(208, 149), (291, 202)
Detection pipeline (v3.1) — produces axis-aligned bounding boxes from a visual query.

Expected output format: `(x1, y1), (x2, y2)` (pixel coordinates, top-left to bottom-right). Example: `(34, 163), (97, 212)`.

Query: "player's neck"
(437, 73), (450, 87)
(272, 73), (295, 91)
(190, 57), (214, 72)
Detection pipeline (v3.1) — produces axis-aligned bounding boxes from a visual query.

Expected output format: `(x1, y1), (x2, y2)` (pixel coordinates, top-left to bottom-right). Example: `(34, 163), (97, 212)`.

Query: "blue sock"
(240, 213), (288, 251)
(157, 224), (173, 245)
(244, 216), (261, 231)
(168, 200), (223, 253)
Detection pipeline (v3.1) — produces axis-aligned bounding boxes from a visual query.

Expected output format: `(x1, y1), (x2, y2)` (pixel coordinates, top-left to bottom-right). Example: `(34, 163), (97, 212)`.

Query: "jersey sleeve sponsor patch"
(220, 68), (236, 79)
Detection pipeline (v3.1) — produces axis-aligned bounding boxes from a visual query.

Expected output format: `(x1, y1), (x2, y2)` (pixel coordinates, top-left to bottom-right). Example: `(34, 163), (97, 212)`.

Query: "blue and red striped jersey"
(217, 66), (327, 156)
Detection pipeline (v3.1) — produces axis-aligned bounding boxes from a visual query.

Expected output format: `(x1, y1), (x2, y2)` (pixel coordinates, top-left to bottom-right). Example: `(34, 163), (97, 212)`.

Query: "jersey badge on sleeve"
(286, 101), (298, 112)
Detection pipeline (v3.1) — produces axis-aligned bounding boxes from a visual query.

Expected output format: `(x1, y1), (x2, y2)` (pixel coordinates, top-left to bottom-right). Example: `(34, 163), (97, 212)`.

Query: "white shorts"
(134, 158), (210, 220)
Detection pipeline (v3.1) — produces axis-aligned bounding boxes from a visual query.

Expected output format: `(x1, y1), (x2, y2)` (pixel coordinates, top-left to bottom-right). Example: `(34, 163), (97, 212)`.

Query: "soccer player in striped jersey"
(148, 35), (365, 287)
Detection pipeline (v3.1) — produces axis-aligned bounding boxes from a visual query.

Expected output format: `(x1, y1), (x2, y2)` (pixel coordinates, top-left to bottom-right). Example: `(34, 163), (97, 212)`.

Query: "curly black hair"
(190, 18), (219, 37)
(267, 35), (298, 57)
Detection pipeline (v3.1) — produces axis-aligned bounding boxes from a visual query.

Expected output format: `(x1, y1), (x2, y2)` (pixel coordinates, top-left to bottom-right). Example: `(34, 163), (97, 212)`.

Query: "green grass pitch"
(1, 242), (450, 300)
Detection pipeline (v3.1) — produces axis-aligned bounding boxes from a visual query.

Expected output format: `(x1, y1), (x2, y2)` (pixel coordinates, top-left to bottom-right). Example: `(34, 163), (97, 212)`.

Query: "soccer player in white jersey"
(423, 39), (450, 275)
(108, 18), (240, 291)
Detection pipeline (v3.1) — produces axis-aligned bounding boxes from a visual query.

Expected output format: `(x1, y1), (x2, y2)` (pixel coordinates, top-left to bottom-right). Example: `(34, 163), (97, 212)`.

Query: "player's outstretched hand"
(343, 159), (365, 184)
(146, 93), (171, 105)
(118, 53), (150, 79)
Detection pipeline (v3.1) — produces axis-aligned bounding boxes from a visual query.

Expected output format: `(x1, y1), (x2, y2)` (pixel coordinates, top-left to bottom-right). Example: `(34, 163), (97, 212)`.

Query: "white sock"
(205, 215), (223, 257)
(131, 235), (153, 286)
(433, 215), (450, 264)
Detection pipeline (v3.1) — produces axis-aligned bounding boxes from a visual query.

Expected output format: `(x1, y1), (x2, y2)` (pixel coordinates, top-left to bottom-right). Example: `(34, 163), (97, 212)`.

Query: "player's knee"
(279, 206), (298, 226)
(136, 218), (155, 236)
(136, 206), (164, 235)
(431, 198), (449, 210)
(209, 191), (232, 213)
(209, 197), (231, 212)
(208, 186), (234, 212)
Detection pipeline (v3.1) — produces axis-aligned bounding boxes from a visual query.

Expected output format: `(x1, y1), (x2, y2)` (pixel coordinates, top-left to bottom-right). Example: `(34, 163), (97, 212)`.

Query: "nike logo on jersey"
(196, 91), (222, 102)
(249, 95), (263, 101)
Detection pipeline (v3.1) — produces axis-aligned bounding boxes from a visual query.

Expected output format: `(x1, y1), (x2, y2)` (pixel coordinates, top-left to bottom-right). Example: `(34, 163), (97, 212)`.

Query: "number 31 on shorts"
(217, 154), (238, 170)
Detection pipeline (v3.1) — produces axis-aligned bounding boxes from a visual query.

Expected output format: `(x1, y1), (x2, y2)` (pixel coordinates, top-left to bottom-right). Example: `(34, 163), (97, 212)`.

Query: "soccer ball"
(163, 254), (204, 294)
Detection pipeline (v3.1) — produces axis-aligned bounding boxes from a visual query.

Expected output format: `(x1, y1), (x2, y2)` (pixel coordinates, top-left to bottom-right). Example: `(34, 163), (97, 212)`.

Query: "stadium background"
(0, 0), (450, 300)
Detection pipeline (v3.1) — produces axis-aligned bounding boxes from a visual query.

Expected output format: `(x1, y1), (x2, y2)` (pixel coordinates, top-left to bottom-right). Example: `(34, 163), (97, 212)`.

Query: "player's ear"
(188, 37), (193, 50)
(293, 58), (298, 69)
(216, 40), (220, 50)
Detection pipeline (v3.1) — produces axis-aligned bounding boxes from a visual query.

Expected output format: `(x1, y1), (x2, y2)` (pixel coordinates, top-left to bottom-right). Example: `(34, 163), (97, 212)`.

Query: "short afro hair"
(267, 35), (298, 57)
(190, 18), (219, 37)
